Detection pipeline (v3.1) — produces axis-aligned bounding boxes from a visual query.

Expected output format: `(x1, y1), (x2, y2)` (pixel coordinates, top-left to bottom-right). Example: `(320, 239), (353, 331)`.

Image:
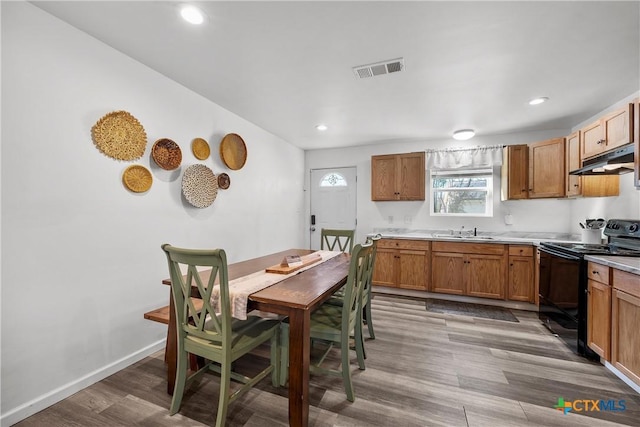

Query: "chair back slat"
(321, 228), (355, 253)
(361, 233), (382, 303)
(340, 242), (374, 336)
(162, 245), (232, 345)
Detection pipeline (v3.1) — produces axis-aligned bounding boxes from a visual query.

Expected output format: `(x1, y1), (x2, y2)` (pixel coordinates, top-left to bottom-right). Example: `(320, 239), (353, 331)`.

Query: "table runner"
(211, 250), (343, 320)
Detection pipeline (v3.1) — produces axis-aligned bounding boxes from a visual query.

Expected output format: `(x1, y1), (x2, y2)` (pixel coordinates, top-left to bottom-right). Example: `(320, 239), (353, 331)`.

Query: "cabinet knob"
(574, 184), (579, 187)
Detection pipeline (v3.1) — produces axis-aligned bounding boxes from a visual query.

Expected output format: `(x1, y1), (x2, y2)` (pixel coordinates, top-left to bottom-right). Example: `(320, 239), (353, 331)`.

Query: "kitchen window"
(430, 168), (493, 217)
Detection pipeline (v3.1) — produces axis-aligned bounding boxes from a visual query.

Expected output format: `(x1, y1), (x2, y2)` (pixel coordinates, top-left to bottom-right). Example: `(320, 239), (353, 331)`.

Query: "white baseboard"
(0, 339), (166, 427)
(603, 361), (640, 395)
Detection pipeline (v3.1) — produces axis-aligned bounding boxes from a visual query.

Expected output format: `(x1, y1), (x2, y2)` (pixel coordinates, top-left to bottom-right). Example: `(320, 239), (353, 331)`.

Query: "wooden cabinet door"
(581, 120), (605, 159)
(431, 252), (465, 295)
(603, 103), (633, 151)
(587, 279), (611, 360)
(612, 288), (640, 386)
(397, 249), (428, 290)
(528, 137), (565, 198)
(466, 254), (506, 299)
(566, 131), (582, 197)
(582, 103), (633, 159)
(372, 248), (397, 287)
(508, 256), (534, 302)
(372, 152), (425, 201)
(501, 144), (528, 200)
(371, 155), (398, 200)
(398, 152), (425, 200)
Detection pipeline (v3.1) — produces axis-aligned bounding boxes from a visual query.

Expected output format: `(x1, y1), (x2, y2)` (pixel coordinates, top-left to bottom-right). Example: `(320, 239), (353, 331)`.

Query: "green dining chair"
(361, 233), (381, 342)
(161, 244), (281, 427)
(279, 242), (374, 402)
(321, 228), (355, 253)
(326, 234), (381, 362)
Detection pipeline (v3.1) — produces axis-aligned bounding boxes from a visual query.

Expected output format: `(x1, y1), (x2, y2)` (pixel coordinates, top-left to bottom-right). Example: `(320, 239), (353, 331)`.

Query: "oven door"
(538, 245), (585, 355)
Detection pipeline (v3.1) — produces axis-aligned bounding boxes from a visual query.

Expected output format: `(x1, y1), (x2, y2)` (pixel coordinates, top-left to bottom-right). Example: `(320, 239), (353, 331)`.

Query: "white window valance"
(426, 145), (503, 170)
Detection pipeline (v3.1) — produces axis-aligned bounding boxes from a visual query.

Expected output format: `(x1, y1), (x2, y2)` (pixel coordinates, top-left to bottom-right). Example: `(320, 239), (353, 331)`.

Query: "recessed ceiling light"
(452, 129), (475, 140)
(315, 124), (328, 131)
(180, 5), (205, 25)
(529, 97), (549, 105)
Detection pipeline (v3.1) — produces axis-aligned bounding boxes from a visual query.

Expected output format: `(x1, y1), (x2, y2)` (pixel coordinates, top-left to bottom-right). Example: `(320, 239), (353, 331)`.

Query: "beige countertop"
(583, 256), (640, 275)
(370, 228), (581, 245)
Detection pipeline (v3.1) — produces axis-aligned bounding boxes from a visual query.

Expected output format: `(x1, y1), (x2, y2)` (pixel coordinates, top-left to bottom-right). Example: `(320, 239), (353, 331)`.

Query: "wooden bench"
(144, 298), (204, 324)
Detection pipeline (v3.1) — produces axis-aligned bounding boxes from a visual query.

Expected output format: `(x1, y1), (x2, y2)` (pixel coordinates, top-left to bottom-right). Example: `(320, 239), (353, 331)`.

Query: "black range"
(538, 219), (640, 359)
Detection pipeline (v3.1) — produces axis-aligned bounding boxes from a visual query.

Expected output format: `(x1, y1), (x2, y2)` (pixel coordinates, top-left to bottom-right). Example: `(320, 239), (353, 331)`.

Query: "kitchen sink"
(432, 233), (494, 240)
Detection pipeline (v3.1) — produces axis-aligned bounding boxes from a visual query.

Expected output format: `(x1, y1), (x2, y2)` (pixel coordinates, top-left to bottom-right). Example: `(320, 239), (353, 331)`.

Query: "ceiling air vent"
(353, 58), (404, 79)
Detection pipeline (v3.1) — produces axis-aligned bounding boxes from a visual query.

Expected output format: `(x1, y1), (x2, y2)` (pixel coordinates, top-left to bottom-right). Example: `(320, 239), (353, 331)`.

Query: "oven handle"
(538, 245), (582, 261)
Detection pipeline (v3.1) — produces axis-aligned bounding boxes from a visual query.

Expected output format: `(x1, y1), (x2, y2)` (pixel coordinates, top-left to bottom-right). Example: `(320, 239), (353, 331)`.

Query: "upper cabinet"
(566, 131), (582, 197)
(501, 138), (566, 200)
(371, 152), (425, 201)
(500, 144), (528, 200)
(567, 131), (619, 197)
(528, 137), (566, 198)
(581, 103), (634, 160)
(502, 134), (621, 200)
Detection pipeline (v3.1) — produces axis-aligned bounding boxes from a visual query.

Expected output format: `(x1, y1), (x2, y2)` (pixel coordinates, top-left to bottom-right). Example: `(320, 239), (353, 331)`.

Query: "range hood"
(570, 143), (635, 176)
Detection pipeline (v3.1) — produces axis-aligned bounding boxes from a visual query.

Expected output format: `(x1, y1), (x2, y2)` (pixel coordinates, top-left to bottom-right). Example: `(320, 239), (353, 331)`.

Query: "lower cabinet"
(587, 262), (611, 360)
(431, 241), (507, 299)
(611, 268), (640, 386)
(508, 245), (535, 303)
(587, 262), (640, 387)
(431, 251), (465, 295)
(374, 239), (536, 304)
(372, 239), (429, 290)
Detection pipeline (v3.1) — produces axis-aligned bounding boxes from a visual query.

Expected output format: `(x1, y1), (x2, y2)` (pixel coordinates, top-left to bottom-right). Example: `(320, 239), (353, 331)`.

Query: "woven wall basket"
(122, 164), (152, 193)
(192, 137), (210, 160)
(92, 111), (147, 161)
(152, 138), (182, 170)
(182, 164), (218, 208)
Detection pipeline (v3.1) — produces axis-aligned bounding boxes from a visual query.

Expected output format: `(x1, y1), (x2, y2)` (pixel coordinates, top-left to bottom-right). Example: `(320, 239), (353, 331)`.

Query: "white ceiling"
(31, 1), (640, 150)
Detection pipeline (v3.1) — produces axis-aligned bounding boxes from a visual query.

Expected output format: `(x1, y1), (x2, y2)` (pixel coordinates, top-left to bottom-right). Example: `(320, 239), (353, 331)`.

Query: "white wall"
(0, 3), (305, 424)
(305, 111), (640, 247)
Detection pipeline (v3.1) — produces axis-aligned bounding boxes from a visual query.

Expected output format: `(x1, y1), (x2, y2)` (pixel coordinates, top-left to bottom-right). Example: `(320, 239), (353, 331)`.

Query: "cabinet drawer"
(587, 262), (610, 285)
(378, 239), (430, 251)
(509, 245), (533, 257)
(432, 241), (505, 255)
(613, 269), (640, 299)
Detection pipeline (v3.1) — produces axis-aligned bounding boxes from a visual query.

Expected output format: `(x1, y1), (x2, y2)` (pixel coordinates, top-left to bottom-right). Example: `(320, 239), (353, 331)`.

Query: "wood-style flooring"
(15, 295), (640, 426)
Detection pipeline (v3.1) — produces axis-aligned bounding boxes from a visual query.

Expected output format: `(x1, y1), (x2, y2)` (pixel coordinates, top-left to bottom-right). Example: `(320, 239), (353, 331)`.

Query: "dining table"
(161, 248), (351, 427)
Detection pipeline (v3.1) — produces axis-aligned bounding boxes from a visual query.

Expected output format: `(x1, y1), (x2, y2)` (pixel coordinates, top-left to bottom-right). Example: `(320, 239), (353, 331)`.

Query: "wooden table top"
(161, 248), (350, 310)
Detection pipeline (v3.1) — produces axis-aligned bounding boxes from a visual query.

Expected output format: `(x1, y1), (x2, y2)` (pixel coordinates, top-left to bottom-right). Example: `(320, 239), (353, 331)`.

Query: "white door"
(310, 167), (357, 250)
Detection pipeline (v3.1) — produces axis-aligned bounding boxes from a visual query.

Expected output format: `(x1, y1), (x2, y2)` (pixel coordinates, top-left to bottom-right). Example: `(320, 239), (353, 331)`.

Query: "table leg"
(287, 308), (311, 427)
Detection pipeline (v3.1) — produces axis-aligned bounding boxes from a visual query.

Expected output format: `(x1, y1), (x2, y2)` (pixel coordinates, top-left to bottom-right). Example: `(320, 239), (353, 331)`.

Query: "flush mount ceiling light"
(315, 124), (328, 131)
(529, 97), (549, 105)
(180, 4), (205, 25)
(452, 129), (475, 140)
